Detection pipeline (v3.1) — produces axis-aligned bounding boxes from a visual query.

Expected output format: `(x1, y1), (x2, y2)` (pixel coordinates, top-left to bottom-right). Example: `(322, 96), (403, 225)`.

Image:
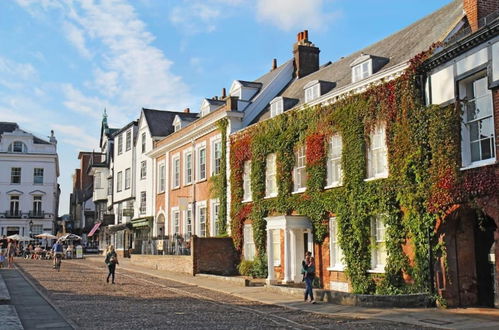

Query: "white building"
(0, 122), (59, 238)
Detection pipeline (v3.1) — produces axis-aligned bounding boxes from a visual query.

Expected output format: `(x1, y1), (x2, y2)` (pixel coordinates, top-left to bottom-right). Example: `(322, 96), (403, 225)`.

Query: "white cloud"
(256, 0), (338, 31)
(169, 2), (221, 34)
(61, 84), (104, 119)
(0, 56), (38, 83)
(51, 124), (99, 149)
(63, 21), (91, 58)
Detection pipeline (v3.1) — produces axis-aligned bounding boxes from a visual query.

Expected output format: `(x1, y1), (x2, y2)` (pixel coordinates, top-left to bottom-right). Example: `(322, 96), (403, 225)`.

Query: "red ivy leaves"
(306, 133), (326, 166)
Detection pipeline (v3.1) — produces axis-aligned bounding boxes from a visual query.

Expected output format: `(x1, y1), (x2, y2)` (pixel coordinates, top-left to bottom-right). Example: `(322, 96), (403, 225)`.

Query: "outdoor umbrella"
(7, 234), (32, 241)
(35, 233), (58, 239)
(58, 233), (82, 241)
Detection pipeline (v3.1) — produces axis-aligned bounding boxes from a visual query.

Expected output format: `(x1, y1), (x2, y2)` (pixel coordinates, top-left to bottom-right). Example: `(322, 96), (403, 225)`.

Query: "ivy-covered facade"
(228, 0), (499, 307)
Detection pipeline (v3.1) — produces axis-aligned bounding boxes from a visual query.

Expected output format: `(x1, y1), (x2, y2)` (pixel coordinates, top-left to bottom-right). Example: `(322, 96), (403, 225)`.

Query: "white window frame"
(326, 135), (343, 188)
(184, 150), (193, 185)
(243, 224), (256, 261)
(33, 196), (42, 216)
(116, 171), (122, 192)
(293, 146), (307, 193)
(171, 208), (180, 236)
(140, 161), (147, 180)
(211, 137), (222, 175)
(265, 153), (277, 198)
(328, 217), (345, 271)
(459, 74), (496, 169)
(352, 60), (372, 83)
(184, 205), (193, 240)
(124, 168), (131, 190)
(196, 143), (207, 182)
(33, 168), (44, 185)
(304, 84), (320, 103)
(117, 134), (123, 155)
(210, 199), (220, 237)
(242, 161), (252, 202)
(366, 124), (388, 180)
(9, 195), (19, 216)
(125, 129), (132, 151)
(196, 201), (207, 237)
(11, 167), (21, 184)
(172, 154), (180, 189)
(370, 215), (387, 273)
(158, 162), (165, 193)
(141, 132), (146, 153)
(9, 141), (27, 153)
(140, 191), (146, 214)
(270, 98), (284, 118)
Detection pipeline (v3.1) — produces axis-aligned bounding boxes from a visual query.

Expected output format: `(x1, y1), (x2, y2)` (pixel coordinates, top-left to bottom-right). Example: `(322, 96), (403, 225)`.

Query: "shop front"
(131, 217), (153, 255)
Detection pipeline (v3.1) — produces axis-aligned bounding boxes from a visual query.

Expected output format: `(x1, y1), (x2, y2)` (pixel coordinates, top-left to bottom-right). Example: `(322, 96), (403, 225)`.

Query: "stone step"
(0, 272), (11, 304)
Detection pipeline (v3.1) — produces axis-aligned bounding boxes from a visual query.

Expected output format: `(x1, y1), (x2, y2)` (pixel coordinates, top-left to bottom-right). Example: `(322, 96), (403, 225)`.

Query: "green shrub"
(250, 254), (268, 278)
(237, 260), (254, 276)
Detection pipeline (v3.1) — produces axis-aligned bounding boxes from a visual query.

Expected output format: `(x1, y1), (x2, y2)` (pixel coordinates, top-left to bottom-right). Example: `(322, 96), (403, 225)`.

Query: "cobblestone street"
(14, 258), (429, 329)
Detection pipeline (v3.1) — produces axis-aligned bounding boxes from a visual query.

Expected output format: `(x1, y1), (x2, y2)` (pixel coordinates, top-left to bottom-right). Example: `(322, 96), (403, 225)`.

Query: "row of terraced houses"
(70, 0), (499, 308)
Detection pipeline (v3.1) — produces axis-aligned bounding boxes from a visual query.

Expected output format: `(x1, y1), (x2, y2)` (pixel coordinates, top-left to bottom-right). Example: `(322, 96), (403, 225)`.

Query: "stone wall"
(192, 236), (237, 275)
(130, 254), (193, 274)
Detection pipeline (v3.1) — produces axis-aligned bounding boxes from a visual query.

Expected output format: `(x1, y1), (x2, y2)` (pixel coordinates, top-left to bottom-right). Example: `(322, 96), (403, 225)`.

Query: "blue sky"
(0, 0), (452, 214)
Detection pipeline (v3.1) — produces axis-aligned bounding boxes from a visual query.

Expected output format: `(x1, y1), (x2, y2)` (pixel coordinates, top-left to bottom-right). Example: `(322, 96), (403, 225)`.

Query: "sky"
(0, 0), (453, 214)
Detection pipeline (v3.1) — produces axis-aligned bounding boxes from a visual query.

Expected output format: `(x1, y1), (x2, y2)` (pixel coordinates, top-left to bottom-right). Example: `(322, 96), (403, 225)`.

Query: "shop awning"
(107, 223), (131, 233)
(87, 222), (101, 237)
(131, 217), (153, 228)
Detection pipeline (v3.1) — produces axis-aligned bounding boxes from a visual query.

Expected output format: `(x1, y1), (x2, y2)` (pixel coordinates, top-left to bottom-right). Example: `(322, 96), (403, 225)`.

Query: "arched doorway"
(436, 207), (496, 307)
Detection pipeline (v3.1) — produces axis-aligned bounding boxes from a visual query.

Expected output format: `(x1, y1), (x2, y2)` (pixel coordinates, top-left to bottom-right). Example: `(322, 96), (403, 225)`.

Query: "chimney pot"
(183, 108), (190, 113)
(297, 32), (301, 41)
(272, 58), (277, 71)
(304, 30), (308, 40)
(222, 87), (226, 99)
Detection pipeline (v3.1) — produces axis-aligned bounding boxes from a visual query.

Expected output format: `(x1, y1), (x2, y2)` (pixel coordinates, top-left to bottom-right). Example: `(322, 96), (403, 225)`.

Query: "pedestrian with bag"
(302, 255), (316, 304)
(105, 245), (119, 284)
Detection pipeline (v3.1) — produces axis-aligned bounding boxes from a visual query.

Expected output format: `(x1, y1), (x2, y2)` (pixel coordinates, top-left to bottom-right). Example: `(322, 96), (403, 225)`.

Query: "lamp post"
(29, 220), (33, 238)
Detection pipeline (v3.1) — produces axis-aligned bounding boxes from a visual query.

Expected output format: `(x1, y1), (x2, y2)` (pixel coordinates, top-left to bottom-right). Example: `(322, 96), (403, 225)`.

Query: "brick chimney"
(293, 30), (320, 78)
(183, 108), (190, 113)
(464, 0), (499, 32)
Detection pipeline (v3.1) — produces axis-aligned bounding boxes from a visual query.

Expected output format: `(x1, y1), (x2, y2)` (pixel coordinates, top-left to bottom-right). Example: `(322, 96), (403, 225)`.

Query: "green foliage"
(237, 260), (254, 276)
(210, 118), (229, 236)
(250, 254), (268, 278)
(227, 47), (496, 294)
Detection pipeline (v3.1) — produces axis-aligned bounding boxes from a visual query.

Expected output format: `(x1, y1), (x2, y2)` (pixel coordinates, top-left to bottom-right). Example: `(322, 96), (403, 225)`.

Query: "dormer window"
(174, 123), (181, 132)
(229, 80), (262, 101)
(351, 54), (389, 83)
(352, 60), (371, 83)
(8, 141), (27, 153)
(304, 83), (320, 103)
(270, 98), (284, 118)
(200, 98), (224, 117)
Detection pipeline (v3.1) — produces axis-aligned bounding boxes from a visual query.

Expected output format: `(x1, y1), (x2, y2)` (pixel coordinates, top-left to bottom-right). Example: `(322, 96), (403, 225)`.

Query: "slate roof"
(272, 0), (463, 110)
(0, 121), (51, 144)
(143, 108), (199, 138)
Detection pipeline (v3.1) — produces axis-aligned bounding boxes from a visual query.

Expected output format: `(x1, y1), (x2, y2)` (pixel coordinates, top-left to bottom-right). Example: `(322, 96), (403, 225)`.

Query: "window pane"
(471, 141), (481, 162)
(481, 139), (493, 160)
(469, 121), (479, 141)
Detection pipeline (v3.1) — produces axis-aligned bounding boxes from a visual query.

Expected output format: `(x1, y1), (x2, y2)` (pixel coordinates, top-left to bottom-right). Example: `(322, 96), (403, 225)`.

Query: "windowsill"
(264, 194), (278, 199)
(196, 178), (207, 183)
(460, 159), (497, 171)
(364, 175), (388, 182)
(157, 191), (165, 195)
(327, 266), (345, 272)
(367, 268), (385, 274)
(171, 186), (180, 190)
(242, 199), (253, 203)
(292, 188), (306, 194)
(33, 183), (44, 186)
(324, 183), (343, 190)
(184, 182), (192, 187)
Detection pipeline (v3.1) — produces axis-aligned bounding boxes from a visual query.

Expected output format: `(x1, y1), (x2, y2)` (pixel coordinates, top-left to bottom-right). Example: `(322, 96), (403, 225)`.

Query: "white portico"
(265, 215), (313, 284)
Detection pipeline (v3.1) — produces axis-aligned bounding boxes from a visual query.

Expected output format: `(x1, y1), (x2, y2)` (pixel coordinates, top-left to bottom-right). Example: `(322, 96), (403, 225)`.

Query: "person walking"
(302, 255), (316, 304)
(6, 239), (16, 269)
(105, 245), (118, 284)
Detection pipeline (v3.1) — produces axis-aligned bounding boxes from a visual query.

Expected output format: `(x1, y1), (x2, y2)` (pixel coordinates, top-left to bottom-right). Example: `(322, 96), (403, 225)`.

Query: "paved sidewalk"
(81, 255), (499, 330)
(1, 268), (74, 330)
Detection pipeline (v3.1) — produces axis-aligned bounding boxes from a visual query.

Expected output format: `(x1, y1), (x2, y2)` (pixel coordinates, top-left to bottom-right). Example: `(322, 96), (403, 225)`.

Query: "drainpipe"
(192, 139), (196, 237)
(428, 227), (435, 295)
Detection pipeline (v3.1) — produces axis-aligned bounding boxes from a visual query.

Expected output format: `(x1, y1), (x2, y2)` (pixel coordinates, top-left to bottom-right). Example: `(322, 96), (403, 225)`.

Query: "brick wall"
(192, 236), (237, 275)
(464, 0), (499, 31)
(130, 254), (194, 274)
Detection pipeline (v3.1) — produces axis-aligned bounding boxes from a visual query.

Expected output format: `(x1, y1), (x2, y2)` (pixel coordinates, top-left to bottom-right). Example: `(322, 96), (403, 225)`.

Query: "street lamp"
(29, 220), (33, 238)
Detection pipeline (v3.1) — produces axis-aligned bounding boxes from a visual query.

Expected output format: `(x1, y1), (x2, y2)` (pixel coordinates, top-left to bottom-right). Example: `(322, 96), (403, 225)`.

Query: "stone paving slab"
(0, 272), (11, 304)
(1, 269), (73, 330)
(0, 305), (23, 330)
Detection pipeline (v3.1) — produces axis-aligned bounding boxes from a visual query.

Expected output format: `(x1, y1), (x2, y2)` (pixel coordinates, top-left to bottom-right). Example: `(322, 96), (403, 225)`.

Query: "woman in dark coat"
(104, 245), (119, 284)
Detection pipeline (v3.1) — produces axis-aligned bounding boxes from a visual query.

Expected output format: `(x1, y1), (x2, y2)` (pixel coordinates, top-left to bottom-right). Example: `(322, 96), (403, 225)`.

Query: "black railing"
(4, 210), (22, 218)
(29, 211), (45, 218)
